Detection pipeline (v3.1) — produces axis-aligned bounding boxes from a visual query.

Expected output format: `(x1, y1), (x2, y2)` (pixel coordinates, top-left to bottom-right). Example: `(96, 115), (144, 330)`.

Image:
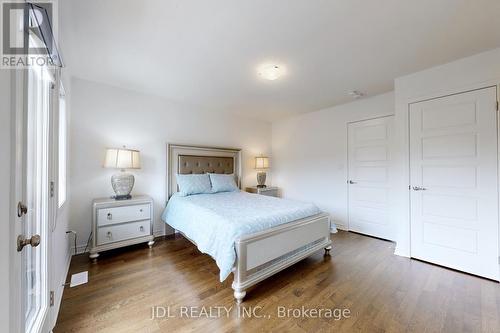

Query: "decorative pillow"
(176, 174), (212, 196)
(209, 173), (239, 193)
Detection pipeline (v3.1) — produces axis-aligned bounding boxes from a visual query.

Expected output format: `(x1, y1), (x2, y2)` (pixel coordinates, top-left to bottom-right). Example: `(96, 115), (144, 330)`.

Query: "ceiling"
(61, 0), (500, 122)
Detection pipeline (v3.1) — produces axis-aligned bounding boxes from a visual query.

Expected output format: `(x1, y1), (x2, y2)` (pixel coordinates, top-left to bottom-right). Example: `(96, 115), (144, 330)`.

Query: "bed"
(162, 144), (332, 303)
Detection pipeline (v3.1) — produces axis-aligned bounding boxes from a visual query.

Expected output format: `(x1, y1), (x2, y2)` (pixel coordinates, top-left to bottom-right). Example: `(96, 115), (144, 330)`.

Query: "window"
(58, 83), (67, 208)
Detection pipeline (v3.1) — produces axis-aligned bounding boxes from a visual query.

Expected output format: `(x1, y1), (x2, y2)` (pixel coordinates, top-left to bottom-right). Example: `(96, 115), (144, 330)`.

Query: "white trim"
(154, 229), (167, 237)
(51, 251), (71, 328)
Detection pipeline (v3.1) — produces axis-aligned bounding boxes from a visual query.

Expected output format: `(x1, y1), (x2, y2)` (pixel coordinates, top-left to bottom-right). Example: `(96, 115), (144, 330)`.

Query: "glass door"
(18, 57), (55, 333)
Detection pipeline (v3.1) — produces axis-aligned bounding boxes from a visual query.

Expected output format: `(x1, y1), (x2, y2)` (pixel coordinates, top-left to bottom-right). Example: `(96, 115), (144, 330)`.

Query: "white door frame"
(404, 85), (500, 276)
(346, 114), (395, 234)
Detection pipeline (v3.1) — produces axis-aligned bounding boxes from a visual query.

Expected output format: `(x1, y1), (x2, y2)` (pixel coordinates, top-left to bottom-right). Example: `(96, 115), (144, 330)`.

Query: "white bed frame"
(166, 144), (332, 303)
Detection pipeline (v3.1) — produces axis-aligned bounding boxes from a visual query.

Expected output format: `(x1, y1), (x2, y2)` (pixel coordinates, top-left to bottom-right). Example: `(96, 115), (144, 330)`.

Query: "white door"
(13, 64), (56, 333)
(348, 116), (394, 240)
(409, 87), (499, 280)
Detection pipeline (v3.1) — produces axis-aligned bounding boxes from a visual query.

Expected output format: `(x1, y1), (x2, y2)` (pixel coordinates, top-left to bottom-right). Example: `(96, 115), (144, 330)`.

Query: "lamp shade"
(104, 148), (141, 169)
(255, 156), (269, 169)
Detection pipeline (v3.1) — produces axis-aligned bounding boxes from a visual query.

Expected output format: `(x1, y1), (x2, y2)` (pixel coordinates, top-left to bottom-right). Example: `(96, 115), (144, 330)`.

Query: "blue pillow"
(176, 174), (212, 196)
(209, 173), (238, 193)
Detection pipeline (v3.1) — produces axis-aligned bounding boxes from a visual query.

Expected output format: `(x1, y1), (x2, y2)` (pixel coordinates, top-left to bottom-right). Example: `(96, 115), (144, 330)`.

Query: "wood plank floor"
(54, 231), (500, 333)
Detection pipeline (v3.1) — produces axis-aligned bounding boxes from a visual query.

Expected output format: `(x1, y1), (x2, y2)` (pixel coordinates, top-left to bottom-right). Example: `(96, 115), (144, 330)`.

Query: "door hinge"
(50, 181), (55, 198)
(496, 101), (499, 111)
(50, 290), (54, 306)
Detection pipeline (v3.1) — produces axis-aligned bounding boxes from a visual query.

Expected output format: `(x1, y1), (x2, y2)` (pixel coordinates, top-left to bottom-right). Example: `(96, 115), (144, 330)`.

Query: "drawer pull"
(107, 213), (112, 220)
(107, 231), (112, 239)
(139, 226), (144, 232)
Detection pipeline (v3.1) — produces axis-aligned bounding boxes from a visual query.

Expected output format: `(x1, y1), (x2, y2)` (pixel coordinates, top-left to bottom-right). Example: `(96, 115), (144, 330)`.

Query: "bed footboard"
(232, 213), (331, 303)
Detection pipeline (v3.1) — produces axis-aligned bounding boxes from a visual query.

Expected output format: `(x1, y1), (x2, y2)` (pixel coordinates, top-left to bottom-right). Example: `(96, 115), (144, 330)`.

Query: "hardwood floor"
(54, 231), (500, 333)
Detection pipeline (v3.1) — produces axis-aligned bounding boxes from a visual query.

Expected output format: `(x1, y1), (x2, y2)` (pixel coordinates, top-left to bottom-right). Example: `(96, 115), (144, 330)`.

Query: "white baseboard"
(394, 245), (410, 258)
(72, 243), (89, 255)
(153, 229), (167, 237)
(51, 251), (72, 329)
(334, 223), (348, 231)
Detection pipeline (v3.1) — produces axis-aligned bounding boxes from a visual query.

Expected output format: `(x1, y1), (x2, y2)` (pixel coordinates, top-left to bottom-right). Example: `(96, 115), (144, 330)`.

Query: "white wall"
(272, 92), (394, 230)
(393, 47), (500, 256)
(0, 70), (12, 333)
(69, 78), (272, 250)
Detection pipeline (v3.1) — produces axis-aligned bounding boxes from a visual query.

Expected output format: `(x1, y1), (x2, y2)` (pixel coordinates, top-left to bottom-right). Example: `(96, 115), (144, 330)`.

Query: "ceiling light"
(349, 90), (364, 99)
(258, 64), (284, 81)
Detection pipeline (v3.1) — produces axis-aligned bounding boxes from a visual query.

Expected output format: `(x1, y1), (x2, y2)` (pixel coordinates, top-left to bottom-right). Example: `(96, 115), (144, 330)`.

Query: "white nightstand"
(245, 186), (279, 197)
(89, 195), (154, 260)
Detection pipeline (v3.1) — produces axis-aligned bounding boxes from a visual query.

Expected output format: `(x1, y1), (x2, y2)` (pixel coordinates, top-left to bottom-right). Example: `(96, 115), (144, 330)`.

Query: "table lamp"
(104, 147), (141, 200)
(254, 156), (269, 188)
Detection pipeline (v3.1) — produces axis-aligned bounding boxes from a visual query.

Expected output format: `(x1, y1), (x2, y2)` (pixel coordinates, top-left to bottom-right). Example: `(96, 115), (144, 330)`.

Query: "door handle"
(17, 202), (28, 217)
(412, 186), (427, 191)
(17, 234), (41, 252)
(348, 180), (357, 184)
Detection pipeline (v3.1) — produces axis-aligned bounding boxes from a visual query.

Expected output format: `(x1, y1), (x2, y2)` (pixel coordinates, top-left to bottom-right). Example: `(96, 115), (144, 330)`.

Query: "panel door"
(409, 87), (499, 280)
(348, 116), (395, 240)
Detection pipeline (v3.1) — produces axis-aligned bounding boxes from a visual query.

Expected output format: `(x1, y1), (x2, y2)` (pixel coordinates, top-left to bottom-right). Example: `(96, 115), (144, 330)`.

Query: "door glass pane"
(24, 61), (52, 333)
(58, 86), (66, 208)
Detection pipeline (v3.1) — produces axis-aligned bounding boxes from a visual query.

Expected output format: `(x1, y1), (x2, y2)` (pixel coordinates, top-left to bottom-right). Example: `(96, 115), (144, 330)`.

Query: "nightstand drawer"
(97, 204), (150, 226)
(97, 220), (150, 245)
(260, 188), (278, 197)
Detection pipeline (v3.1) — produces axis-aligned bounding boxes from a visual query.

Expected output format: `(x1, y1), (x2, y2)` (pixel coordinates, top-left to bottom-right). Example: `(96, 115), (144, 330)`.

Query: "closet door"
(409, 87), (499, 280)
(348, 116), (394, 240)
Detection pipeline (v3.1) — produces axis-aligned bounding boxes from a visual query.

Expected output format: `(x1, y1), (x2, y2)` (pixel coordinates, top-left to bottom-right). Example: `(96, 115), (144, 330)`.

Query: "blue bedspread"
(161, 191), (322, 282)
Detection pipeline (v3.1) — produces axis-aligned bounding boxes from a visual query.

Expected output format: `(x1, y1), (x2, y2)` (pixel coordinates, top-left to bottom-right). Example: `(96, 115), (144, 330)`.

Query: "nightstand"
(89, 195), (154, 260)
(245, 186), (279, 197)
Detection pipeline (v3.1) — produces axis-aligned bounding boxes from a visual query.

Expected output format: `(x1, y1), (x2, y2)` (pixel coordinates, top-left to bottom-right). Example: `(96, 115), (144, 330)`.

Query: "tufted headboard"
(178, 155), (234, 175)
(167, 143), (242, 199)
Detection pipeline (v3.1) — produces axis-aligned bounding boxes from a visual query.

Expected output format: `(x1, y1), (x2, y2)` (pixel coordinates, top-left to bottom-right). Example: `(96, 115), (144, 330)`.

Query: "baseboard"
(334, 223), (348, 231)
(51, 251), (72, 329)
(72, 243), (89, 255)
(394, 245), (410, 258)
(154, 229), (167, 237)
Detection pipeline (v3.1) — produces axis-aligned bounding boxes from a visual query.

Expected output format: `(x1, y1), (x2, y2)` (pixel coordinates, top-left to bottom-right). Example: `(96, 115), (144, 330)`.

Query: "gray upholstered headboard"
(167, 144), (242, 199)
(178, 155), (234, 175)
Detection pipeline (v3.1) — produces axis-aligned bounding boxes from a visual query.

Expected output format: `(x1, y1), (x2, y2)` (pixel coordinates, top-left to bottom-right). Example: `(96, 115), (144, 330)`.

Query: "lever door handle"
(348, 180), (357, 184)
(412, 186), (427, 191)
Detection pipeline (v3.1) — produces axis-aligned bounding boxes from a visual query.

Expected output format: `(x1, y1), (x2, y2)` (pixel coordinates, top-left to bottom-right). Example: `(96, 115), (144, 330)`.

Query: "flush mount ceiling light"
(349, 90), (364, 99)
(258, 64), (284, 81)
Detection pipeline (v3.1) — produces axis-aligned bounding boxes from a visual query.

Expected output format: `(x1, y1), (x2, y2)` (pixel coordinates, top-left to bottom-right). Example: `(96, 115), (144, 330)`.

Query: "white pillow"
(209, 173), (238, 193)
(176, 174), (212, 196)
